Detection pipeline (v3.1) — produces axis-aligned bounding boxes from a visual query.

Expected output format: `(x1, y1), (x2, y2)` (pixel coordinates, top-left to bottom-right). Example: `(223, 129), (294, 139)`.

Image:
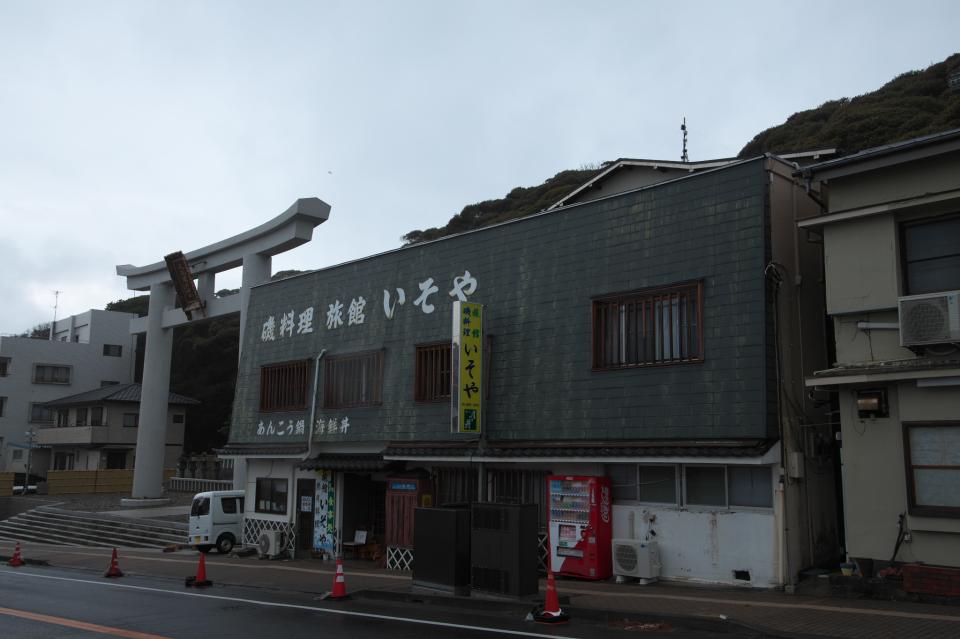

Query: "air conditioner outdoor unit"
(612, 539), (660, 581)
(257, 530), (284, 559)
(899, 291), (960, 347)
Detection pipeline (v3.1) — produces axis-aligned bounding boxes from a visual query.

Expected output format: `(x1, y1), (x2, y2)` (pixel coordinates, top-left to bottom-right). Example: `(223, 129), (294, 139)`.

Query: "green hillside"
(403, 52), (960, 245)
(739, 53), (960, 157)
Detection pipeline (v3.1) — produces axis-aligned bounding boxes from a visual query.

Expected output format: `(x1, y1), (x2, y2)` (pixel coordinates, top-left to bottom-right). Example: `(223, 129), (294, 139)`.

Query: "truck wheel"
(216, 534), (235, 554)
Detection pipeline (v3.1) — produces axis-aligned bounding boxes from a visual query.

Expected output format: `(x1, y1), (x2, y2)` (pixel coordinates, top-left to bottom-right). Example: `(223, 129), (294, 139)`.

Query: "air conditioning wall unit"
(612, 540), (660, 581)
(899, 291), (960, 347)
(257, 530), (284, 559)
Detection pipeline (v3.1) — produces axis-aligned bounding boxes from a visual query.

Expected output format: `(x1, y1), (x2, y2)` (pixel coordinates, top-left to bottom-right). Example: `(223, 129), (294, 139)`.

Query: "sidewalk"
(3, 540), (959, 639)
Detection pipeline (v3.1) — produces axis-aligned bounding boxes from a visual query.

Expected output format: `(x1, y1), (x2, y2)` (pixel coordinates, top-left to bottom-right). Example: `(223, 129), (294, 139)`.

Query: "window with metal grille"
(102, 344), (123, 357)
(259, 360), (310, 411)
(0, 357), (9, 376)
(414, 342), (451, 402)
(323, 350), (384, 408)
(592, 282), (703, 369)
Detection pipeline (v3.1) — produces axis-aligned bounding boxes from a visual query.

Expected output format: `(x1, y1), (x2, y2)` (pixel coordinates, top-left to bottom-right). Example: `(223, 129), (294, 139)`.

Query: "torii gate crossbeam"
(116, 198), (330, 502)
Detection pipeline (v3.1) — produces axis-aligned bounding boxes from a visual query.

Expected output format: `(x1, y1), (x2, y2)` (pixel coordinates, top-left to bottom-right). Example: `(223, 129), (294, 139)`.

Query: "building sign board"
(452, 301), (483, 435)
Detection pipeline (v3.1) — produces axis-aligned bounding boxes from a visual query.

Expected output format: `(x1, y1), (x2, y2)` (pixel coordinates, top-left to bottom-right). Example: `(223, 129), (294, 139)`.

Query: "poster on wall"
(313, 470), (337, 556)
(451, 301), (483, 435)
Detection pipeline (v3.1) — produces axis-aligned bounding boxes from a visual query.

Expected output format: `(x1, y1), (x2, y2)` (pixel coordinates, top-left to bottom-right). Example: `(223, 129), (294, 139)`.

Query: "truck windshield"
(191, 497), (210, 517)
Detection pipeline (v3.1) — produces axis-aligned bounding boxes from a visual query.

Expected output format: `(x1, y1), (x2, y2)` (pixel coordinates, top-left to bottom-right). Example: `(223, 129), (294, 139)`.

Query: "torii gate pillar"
(117, 198), (330, 502)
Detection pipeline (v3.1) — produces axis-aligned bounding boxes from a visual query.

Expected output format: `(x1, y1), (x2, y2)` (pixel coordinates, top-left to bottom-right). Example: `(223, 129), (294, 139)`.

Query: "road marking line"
(558, 586), (960, 623)
(0, 606), (172, 639)
(1, 571), (582, 639)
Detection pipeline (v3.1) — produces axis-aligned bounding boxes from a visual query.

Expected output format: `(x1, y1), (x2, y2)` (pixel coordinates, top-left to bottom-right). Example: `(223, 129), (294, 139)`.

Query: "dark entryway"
(342, 473), (386, 558)
(296, 478), (316, 558)
(105, 451), (127, 470)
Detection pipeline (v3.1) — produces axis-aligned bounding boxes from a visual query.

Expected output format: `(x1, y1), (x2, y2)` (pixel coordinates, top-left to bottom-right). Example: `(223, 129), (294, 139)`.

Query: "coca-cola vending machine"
(547, 475), (612, 580)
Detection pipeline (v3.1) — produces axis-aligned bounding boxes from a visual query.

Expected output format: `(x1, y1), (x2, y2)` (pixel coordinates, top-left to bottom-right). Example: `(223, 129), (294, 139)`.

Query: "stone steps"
(0, 506), (187, 549)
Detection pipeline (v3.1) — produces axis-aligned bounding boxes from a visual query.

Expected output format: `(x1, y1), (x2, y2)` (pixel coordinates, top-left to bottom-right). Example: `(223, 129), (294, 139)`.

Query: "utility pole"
(23, 426), (37, 495)
(50, 290), (61, 341)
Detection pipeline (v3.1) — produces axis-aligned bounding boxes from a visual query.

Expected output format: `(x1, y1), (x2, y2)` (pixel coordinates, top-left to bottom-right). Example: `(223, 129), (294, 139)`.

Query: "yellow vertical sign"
(452, 301), (482, 434)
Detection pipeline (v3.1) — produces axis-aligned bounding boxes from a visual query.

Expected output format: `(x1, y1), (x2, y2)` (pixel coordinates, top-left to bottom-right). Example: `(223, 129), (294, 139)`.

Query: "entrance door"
(296, 479), (316, 557)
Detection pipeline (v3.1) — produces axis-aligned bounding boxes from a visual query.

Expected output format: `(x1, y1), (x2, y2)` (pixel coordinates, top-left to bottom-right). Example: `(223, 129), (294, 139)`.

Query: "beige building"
(799, 128), (960, 572)
(37, 383), (196, 473)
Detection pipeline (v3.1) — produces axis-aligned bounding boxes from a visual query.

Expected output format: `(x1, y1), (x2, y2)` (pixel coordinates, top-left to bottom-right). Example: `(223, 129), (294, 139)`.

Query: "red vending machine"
(547, 475), (612, 580)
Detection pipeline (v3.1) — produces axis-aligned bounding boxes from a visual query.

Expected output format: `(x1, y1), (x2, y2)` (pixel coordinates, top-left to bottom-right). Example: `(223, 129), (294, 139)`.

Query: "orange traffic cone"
(324, 556), (349, 600)
(8, 542), (25, 567)
(104, 548), (124, 578)
(532, 569), (569, 624)
(185, 552), (213, 588)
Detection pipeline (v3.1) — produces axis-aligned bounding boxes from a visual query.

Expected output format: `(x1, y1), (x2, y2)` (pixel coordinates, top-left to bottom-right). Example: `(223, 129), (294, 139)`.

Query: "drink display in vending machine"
(547, 475), (612, 580)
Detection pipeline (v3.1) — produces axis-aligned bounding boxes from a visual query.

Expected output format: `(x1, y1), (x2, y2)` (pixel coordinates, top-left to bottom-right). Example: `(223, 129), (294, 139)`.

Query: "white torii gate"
(116, 198), (330, 503)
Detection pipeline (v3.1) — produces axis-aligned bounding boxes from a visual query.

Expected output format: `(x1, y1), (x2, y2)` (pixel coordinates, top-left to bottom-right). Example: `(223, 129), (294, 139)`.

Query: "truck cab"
(189, 490), (245, 554)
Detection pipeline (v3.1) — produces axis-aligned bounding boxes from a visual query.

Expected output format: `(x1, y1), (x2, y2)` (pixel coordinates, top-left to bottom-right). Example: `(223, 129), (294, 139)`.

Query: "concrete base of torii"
(115, 198), (331, 500)
(120, 498), (172, 508)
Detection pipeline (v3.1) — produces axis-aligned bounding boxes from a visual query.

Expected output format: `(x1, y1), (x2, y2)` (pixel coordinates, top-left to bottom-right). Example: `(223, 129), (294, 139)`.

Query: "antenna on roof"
(50, 290), (61, 341)
(681, 117), (689, 163)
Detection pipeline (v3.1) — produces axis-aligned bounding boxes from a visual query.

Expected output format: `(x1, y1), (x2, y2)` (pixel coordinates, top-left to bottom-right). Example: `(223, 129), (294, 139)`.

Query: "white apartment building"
(0, 309), (137, 478)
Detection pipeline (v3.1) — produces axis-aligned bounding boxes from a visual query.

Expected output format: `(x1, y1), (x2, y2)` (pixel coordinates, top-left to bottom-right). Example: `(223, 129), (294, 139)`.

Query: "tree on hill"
(739, 53), (960, 157)
(401, 168), (600, 245)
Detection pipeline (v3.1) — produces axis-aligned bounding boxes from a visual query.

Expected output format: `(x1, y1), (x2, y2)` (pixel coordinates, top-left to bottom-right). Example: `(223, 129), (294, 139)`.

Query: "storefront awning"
(216, 443), (308, 457)
(383, 440), (777, 464)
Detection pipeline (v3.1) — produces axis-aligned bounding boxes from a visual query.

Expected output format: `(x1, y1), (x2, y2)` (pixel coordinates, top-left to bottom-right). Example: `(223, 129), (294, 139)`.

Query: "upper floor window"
(123, 413), (139, 428)
(593, 282), (703, 370)
(323, 350), (384, 408)
(414, 342), (451, 403)
(30, 403), (55, 424)
(76, 407), (88, 427)
(902, 215), (960, 295)
(904, 422), (960, 518)
(172, 414), (185, 424)
(102, 344), (123, 357)
(0, 396), (6, 418)
(56, 410), (68, 427)
(91, 406), (104, 426)
(0, 357), (9, 376)
(33, 364), (71, 384)
(259, 360), (310, 412)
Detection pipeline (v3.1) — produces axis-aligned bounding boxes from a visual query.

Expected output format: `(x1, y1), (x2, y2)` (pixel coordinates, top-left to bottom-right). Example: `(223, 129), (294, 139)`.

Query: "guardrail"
(166, 477), (234, 493)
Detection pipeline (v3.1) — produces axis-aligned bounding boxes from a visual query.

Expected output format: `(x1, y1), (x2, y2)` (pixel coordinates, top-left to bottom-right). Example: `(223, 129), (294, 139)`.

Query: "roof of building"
(44, 383), (200, 407)
(799, 127), (960, 176)
(298, 453), (399, 471)
(546, 157), (739, 211)
(812, 357), (960, 379)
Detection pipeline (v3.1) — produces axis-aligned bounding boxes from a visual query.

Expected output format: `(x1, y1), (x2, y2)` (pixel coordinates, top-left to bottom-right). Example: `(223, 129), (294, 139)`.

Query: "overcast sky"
(1, 0), (957, 334)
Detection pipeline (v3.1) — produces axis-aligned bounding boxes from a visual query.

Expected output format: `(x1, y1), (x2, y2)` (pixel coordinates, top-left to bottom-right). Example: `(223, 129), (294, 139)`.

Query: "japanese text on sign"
(451, 301), (483, 435)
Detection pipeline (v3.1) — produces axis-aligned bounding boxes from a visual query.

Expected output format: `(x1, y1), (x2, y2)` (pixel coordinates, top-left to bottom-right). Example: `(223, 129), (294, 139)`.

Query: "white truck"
(188, 490), (244, 554)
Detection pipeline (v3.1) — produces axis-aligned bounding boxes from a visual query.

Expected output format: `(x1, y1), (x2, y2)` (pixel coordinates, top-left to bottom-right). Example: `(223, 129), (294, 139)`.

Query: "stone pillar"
(197, 272), (216, 303)
(231, 457), (247, 491)
(131, 282), (175, 499)
(239, 253), (271, 354)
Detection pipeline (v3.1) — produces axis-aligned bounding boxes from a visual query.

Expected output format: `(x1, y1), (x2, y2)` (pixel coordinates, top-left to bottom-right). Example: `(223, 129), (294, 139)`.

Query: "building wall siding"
(230, 159), (771, 445)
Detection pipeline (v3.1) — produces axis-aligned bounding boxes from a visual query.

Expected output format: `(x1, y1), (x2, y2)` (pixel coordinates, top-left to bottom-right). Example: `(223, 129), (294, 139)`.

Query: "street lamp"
(23, 427), (36, 496)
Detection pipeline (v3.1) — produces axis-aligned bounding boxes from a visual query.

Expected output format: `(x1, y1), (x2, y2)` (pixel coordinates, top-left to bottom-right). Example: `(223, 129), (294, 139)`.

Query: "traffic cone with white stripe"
(532, 568), (569, 624)
(8, 541), (25, 567)
(324, 556), (350, 600)
(104, 547), (124, 578)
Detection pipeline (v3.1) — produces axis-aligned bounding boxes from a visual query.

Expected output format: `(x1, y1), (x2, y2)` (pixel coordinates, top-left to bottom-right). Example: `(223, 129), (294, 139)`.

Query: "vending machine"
(547, 475), (612, 580)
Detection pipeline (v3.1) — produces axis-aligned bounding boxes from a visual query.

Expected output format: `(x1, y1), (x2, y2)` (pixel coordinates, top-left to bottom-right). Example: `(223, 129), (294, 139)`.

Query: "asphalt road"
(0, 563), (770, 639)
